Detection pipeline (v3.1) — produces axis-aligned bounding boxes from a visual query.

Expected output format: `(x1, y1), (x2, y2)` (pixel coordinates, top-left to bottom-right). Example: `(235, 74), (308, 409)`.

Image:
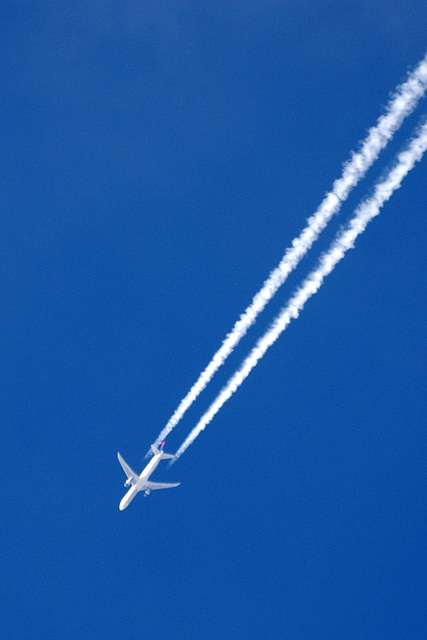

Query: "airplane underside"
(118, 449), (180, 510)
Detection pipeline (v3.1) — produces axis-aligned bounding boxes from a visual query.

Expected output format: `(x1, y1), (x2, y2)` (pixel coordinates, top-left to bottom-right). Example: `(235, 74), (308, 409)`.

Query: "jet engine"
(144, 489), (151, 497)
(124, 478), (132, 487)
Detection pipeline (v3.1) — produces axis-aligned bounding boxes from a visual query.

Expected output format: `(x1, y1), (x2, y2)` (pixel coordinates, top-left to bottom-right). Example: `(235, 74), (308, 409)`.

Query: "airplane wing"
(145, 481), (181, 490)
(117, 452), (139, 486)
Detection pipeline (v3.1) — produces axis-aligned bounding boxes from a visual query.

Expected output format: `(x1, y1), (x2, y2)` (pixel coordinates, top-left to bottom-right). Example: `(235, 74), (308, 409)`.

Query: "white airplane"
(117, 441), (180, 510)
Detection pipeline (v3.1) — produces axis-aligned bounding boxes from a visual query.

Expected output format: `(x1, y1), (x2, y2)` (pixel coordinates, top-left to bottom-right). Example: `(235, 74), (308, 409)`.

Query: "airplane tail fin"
(150, 443), (175, 460)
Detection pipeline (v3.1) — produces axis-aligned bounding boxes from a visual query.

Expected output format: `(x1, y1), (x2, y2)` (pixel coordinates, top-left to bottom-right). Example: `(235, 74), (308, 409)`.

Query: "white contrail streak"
(174, 120), (427, 459)
(153, 54), (427, 449)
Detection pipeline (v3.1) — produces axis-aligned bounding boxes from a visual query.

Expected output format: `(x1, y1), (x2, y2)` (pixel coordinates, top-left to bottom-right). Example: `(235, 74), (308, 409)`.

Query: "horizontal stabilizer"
(151, 444), (175, 460)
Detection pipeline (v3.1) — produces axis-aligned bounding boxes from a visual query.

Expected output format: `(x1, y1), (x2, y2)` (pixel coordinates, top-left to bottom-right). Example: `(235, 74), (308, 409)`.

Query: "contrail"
(174, 120), (427, 459)
(153, 54), (427, 450)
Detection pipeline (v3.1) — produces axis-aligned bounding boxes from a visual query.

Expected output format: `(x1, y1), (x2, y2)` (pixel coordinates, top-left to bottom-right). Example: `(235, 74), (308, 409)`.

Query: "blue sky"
(2, 3), (426, 638)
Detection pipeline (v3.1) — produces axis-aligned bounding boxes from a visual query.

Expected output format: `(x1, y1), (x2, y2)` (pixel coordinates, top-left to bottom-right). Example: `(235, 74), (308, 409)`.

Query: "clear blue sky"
(2, 3), (426, 639)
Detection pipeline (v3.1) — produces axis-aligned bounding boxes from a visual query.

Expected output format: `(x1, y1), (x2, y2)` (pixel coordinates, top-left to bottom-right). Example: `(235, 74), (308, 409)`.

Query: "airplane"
(117, 441), (180, 510)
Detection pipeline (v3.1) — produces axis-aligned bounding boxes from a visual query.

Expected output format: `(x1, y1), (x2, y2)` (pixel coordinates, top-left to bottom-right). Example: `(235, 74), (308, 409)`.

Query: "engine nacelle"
(124, 478), (132, 487)
(144, 489), (151, 497)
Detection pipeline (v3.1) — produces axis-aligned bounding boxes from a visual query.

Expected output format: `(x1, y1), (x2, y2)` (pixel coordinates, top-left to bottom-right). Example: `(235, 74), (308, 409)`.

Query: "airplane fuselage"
(119, 452), (164, 510)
